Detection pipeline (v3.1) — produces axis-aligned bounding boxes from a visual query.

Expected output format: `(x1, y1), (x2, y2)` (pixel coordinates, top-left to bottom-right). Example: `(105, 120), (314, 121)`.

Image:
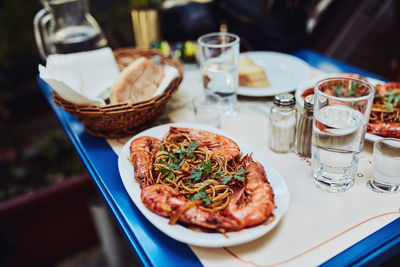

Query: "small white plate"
(118, 122), (290, 247)
(237, 51), (310, 97)
(365, 133), (382, 143)
(295, 74), (331, 108)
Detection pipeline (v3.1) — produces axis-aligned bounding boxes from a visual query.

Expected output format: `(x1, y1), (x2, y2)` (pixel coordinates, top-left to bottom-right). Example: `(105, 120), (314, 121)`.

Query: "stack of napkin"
(39, 47), (178, 106)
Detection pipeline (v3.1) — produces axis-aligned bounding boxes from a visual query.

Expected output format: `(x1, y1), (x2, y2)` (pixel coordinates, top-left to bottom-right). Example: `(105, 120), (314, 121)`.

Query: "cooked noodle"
(369, 92), (400, 124)
(152, 133), (244, 211)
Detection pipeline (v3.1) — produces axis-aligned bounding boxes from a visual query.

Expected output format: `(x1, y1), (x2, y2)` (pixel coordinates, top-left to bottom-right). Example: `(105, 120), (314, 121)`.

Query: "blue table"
(38, 49), (399, 266)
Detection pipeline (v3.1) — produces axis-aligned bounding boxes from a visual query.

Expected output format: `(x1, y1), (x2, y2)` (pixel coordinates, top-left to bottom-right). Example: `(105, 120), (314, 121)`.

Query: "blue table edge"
(38, 48), (400, 266)
(37, 79), (154, 266)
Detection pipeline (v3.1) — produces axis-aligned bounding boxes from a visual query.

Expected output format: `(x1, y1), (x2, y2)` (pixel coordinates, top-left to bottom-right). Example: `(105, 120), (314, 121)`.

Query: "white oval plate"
(118, 122), (290, 247)
(237, 51), (310, 97)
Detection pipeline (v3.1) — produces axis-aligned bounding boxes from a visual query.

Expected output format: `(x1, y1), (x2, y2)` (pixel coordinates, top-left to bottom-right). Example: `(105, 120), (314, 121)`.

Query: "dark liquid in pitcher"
(53, 26), (107, 54)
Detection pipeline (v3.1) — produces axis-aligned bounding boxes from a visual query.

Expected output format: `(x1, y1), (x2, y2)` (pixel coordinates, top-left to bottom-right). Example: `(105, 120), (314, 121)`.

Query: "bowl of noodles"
(118, 123), (290, 247)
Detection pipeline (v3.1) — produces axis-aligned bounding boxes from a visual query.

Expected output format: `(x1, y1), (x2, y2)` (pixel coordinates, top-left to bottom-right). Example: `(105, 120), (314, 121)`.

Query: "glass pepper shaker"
(268, 93), (297, 153)
(296, 94), (314, 157)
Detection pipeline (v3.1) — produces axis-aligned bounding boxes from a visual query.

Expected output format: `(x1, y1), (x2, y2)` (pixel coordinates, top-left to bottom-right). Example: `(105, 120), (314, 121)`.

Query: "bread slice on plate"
(110, 57), (165, 104)
(238, 56), (270, 88)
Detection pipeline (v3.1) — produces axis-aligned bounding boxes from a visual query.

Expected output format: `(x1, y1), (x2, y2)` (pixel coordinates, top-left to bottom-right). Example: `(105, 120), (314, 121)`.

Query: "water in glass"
(312, 105), (366, 192)
(368, 138), (400, 193)
(201, 61), (237, 116)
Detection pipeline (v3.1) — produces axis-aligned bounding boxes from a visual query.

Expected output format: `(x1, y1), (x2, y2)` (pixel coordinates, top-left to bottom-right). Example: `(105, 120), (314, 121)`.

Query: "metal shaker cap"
(304, 94), (314, 110)
(273, 93), (295, 107)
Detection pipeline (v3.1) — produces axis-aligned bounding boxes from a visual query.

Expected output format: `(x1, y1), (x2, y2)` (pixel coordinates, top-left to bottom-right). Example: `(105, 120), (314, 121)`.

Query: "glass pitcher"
(34, 0), (107, 60)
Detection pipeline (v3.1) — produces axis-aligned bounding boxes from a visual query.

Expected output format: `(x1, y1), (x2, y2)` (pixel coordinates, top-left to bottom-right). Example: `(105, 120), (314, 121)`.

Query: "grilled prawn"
(225, 155), (275, 227)
(141, 184), (244, 231)
(166, 126), (241, 161)
(130, 136), (161, 189)
(368, 122), (400, 138)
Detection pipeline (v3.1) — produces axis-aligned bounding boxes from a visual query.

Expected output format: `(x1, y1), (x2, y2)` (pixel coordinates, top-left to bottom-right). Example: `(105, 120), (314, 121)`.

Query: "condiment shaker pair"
(268, 93), (314, 157)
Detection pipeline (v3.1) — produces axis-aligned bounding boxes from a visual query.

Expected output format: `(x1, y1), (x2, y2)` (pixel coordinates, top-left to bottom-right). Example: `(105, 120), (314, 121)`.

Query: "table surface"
(38, 48), (400, 266)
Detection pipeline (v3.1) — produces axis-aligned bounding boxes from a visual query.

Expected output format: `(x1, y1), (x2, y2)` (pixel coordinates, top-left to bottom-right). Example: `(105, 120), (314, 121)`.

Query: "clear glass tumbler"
(311, 77), (375, 192)
(197, 32), (240, 117)
(192, 93), (222, 128)
(367, 138), (400, 193)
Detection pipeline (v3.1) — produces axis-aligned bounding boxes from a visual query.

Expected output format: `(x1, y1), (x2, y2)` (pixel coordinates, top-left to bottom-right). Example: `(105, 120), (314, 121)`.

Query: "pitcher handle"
(34, 9), (53, 61)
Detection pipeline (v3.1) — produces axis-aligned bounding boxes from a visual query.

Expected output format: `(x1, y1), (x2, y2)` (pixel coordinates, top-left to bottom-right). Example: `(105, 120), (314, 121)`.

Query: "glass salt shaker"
(268, 93), (297, 153)
(296, 94), (314, 157)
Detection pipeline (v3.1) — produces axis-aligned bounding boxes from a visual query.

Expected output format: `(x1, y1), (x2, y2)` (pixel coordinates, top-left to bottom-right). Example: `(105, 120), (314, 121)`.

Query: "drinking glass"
(192, 93), (222, 128)
(311, 77), (375, 192)
(367, 138), (400, 193)
(197, 32), (240, 117)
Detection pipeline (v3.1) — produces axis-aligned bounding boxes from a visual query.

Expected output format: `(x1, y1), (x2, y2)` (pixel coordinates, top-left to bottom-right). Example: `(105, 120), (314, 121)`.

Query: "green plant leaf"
(203, 160), (212, 175)
(221, 175), (233, 184)
(189, 189), (211, 205)
(186, 142), (198, 158)
(214, 171), (224, 179)
(384, 103), (394, 111)
(190, 167), (203, 181)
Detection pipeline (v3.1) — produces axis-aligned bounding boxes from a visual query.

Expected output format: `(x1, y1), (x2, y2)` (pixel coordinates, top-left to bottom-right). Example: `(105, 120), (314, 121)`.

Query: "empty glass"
(192, 94), (222, 128)
(311, 77), (374, 192)
(367, 138), (400, 193)
(197, 32), (240, 117)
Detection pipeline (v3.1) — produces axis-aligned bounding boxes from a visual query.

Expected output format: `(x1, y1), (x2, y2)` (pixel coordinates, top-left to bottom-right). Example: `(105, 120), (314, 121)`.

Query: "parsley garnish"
(189, 160), (212, 181)
(334, 86), (343, 97)
(175, 146), (185, 160)
(167, 172), (174, 180)
(186, 142), (198, 158)
(201, 179), (215, 185)
(203, 160), (212, 175)
(221, 175), (233, 184)
(214, 171), (224, 179)
(164, 150), (174, 161)
(158, 160), (168, 166)
(221, 168), (249, 184)
(384, 91), (400, 104)
(348, 81), (358, 96)
(169, 159), (185, 170)
(190, 166), (203, 181)
(159, 168), (171, 174)
(384, 103), (394, 111)
(159, 168), (175, 180)
(189, 189), (211, 205)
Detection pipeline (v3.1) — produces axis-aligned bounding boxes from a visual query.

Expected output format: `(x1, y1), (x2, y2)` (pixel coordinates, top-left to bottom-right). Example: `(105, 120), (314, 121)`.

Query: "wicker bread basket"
(52, 48), (184, 138)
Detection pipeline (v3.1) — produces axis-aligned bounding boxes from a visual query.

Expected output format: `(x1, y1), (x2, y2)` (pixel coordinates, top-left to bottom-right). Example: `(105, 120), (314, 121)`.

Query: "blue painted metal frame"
(38, 49), (399, 266)
(38, 78), (202, 267)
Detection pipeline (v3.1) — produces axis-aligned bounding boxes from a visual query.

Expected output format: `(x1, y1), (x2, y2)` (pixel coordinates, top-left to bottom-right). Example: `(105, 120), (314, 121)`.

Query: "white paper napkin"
(154, 65), (179, 97)
(39, 47), (120, 106)
(39, 47), (179, 106)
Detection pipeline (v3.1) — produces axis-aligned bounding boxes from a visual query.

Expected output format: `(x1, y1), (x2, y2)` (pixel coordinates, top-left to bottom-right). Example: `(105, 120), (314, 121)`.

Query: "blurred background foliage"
(0, 130), (85, 201)
(0, 1), (41, 69)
